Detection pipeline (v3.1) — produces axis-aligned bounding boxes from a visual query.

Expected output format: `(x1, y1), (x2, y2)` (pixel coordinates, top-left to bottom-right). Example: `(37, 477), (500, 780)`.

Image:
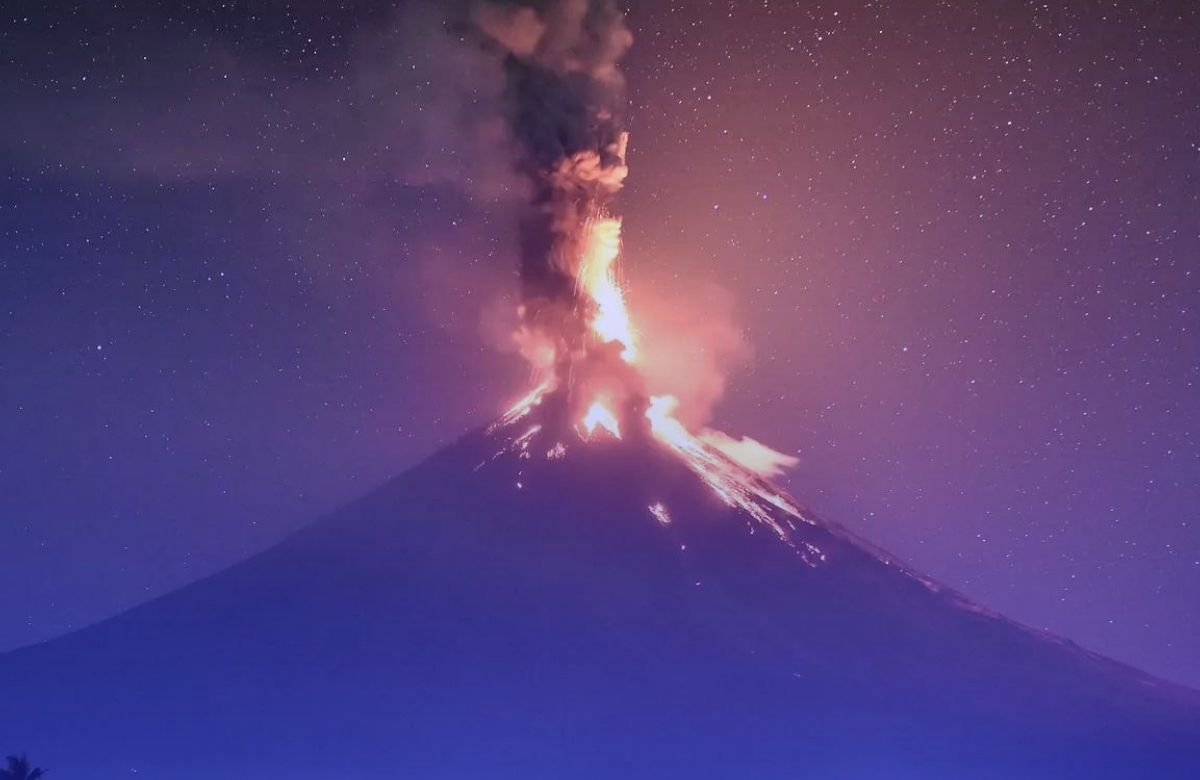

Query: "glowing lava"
(580, 399), (621, 439)
(491, 378), (555, 432)
(577, 216), (637, 362)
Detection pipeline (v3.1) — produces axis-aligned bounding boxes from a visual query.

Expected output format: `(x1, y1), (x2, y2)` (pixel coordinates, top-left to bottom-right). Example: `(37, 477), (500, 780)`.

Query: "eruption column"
(476, 1), (804, 545)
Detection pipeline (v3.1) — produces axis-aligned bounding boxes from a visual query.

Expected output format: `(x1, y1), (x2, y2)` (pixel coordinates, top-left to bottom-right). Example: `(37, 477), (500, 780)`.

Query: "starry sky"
(3, 0), (1199, 689)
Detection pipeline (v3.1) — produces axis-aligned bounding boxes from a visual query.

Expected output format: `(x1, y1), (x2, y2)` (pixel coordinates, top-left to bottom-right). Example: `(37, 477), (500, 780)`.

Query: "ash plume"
(468, 0), (634, 362)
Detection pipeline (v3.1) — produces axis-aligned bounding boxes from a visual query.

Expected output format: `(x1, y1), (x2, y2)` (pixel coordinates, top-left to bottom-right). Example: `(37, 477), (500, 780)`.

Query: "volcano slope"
(2, 413), (1198, 779)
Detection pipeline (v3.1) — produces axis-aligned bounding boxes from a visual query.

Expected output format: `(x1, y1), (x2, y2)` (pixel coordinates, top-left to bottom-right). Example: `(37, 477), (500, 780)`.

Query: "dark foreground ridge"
(3, 416), (1199, 779)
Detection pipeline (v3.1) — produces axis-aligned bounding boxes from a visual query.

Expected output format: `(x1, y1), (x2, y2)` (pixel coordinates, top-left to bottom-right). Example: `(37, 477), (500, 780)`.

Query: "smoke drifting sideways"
(3, 0), (772, 445)
(2, 1), (622, 338)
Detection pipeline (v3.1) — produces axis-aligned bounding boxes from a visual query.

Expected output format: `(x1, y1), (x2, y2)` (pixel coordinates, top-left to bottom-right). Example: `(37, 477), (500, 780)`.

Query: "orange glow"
(645, 395), (802, 541)
(696, 430), (798, 479)
(495, 133), (808, 551)
(493, 377), (555, 432)
(581, 399), (621, 439)
(577, 216), (637, 362)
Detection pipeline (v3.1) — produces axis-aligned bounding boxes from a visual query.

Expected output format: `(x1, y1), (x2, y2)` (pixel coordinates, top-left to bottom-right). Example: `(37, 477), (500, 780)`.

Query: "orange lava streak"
(577, 216), (637, 362)
(493, 377), (555, 433)
(645, 395), (801, 540)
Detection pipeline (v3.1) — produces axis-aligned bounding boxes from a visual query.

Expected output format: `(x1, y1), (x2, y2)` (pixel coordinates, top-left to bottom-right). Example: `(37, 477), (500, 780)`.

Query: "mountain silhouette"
(2, 412), (1198, 778)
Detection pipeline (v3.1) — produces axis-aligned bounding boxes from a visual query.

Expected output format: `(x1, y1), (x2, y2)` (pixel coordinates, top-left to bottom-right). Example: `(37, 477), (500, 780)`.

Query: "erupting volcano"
(2, 1), (1199, 778)
(496, 194), (810, 546)
(482, 0), (806, 547)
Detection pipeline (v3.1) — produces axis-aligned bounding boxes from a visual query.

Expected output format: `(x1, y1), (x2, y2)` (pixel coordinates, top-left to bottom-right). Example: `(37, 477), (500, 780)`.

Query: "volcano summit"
(1, 401), (1198, 778)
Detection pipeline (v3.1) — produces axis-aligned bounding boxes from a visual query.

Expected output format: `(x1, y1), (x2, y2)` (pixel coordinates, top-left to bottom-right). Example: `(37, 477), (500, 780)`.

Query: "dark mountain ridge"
(2, 415), (1198, 778)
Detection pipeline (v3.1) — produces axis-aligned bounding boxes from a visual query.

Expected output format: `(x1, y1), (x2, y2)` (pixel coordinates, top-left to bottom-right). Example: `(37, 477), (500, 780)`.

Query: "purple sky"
(2, 1), (1198, 688)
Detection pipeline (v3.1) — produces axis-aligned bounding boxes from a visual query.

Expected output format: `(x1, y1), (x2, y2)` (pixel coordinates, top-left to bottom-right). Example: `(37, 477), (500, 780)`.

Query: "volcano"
(2, 402), (1198, 779)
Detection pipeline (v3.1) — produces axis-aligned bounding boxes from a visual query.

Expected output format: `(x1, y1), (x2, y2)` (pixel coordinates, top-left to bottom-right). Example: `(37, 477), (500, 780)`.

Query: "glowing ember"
(648, 502), (672, 526)
(494, 379), (555, 433)
(580, 399), (621, 439)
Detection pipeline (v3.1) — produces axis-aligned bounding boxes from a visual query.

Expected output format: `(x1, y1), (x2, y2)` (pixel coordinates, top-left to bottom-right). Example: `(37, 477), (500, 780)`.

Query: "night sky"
(3, 0), (1199, 691)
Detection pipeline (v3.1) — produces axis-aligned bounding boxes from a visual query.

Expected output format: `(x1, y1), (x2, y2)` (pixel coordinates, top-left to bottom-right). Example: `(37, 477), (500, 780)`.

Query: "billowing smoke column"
(470, 0), (637, 415)
(476, 1), (630, 288)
